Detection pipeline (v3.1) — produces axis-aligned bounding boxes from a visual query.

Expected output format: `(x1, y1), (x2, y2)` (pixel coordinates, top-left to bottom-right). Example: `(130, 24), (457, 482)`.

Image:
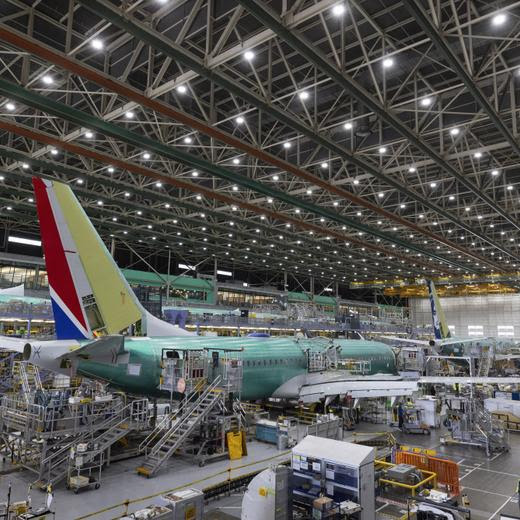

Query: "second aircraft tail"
(426, 279), (451, 340)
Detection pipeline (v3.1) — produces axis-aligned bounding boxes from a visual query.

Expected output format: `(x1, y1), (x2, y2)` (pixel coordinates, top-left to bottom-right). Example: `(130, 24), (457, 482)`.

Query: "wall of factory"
(410, 293), (520, 338)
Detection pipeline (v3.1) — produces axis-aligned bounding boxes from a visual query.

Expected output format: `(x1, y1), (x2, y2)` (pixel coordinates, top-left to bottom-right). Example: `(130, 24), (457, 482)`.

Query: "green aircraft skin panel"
(75, 337), (396, 400)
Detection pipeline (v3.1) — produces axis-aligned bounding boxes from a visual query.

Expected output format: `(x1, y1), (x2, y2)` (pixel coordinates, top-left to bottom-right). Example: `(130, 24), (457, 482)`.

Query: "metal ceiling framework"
(0, 0), (519, 293)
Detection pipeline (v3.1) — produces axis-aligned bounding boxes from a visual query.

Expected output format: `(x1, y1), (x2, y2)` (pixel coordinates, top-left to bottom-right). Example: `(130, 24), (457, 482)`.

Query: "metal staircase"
(34, 399), (148, 489)
(12, 361), (43, 400)
(137, 377), (224, 478)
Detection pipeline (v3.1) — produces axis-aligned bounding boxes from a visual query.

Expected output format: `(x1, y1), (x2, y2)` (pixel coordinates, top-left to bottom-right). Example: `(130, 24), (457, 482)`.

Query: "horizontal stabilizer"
(59, 335), (127, 364)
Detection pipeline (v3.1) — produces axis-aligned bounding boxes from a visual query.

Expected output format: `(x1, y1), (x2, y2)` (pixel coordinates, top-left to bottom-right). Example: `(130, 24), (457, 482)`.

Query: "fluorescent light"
(491, 169), (499, 176)
(382, 58), (394, 68)
(283, 142), (291, 149)
(192, 171), (199, 177)
(217, 269), (232, 277)
(143, 152), (151, 159)
(232, 158), (240, 164)
(125, 111), (134, 119)
(183, 136), (192, 144)
(235, 116), (244, 124)
(323, 287), (333, 292)
(42, 75), (53, 85)
(244, 50), (255, 61)
(420, 97), (432, 107)
(474, 151), (482, 159)
(378, 146), (387, 154)
(5, 102), (15, 111)
(298, 91), (309, 100)
(176, 85), (187, 94)
(408, 166), (416, 173)
(178, 263), (196, 270)
(9, 236), (41, 247)
(343, 121), (353, 130)
(449, 127), (460, 136)
(85, 130), (93, 138)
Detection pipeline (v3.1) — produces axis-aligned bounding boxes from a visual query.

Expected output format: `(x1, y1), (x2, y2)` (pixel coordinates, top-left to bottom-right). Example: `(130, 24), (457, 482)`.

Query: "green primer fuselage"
(76, 336), (396, 400)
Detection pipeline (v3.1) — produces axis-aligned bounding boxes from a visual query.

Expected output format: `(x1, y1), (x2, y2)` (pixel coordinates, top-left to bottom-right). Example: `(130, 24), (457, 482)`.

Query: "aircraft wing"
(273, 372), (417, 403)
(419, 376), (520, 385)
(380, 336), (431, 346)
(436, 337), (494, 347)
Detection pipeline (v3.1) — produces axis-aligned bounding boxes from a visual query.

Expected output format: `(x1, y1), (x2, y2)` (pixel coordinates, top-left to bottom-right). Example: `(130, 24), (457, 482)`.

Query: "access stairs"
(137, 377), (225, 478)
(12, 361), (43, 401)
(33, 399), (148, 490)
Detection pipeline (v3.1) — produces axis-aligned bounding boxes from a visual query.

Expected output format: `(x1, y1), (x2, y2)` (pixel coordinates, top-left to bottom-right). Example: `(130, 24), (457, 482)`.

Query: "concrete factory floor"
(1, 423), (519, 520)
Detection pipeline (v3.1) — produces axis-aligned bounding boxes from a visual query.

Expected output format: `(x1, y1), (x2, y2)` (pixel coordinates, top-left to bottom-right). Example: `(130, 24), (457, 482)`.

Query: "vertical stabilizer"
(426, 279), (451, 340)
(33, 177), (193, 338)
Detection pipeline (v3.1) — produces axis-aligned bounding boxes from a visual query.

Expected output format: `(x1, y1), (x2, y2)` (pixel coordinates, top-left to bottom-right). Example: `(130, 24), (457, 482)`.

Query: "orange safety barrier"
(396, 451), (460, 496)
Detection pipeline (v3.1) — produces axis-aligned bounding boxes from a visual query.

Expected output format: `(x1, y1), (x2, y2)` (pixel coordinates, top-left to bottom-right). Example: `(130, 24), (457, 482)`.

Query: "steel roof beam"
(0, 118), (452, 274)
(0, 151), (397, 278)
(236, 0), (520, 234)
(403, 0), (520, 171)
(0, 25), (502, 267)
(73, 0), (516, 263)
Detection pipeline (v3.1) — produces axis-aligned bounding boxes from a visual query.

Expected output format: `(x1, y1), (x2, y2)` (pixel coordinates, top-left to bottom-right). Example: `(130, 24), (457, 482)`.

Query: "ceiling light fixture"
(91, 39), (103, 50)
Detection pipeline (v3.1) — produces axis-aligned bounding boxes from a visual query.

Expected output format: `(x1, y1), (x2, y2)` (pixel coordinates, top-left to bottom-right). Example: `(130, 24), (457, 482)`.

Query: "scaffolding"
(442, 396), (509, 456)
(137, 347), (244, 477)
(0, 363), (150, 490)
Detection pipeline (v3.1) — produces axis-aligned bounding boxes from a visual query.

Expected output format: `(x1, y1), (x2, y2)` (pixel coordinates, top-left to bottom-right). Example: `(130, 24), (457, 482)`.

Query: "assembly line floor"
(1, 423), (519, 520)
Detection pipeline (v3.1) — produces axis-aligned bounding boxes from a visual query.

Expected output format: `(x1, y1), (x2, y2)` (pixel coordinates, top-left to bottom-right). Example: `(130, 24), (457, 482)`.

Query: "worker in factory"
(398, 402), (405, 430)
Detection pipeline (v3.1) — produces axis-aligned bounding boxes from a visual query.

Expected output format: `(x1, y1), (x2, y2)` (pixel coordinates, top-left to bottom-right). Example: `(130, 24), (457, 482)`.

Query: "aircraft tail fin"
(426, 279), (451, 340)
(32, 177), (193, 339)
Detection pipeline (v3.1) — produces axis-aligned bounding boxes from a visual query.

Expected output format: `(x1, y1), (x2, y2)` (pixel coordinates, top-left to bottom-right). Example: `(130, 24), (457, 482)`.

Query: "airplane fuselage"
(22, 336), (397, 401)
(438, 337), (518, 357)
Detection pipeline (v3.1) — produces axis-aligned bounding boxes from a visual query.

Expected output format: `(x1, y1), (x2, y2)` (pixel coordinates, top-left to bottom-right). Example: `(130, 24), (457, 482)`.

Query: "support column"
(110, 237), (115, 257)
(166, 248), (171, 306)
(213, 257), (218, 305)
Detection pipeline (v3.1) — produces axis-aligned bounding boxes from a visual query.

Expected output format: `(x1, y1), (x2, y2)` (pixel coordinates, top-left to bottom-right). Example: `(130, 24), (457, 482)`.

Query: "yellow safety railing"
(376, 460), (437, 497)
